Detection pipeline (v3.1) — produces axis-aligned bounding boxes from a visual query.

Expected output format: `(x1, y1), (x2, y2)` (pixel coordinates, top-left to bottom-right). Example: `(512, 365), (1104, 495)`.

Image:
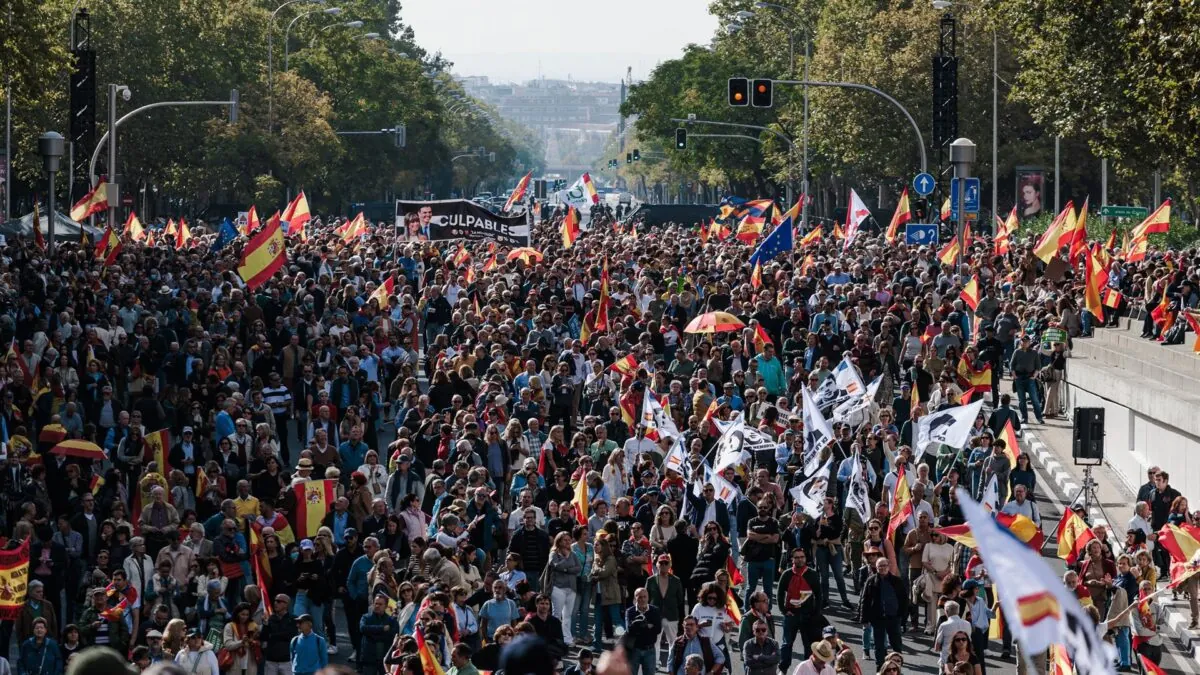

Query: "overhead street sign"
(913, 172), (935, 197)
(906, 223), (939, 245)
(950, 177), (981, 220)
(1099, 205), (1149, 219)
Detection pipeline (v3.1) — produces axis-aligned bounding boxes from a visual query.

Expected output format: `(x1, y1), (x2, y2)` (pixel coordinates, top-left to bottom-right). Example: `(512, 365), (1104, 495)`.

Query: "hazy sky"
(403, 0), (718, 84)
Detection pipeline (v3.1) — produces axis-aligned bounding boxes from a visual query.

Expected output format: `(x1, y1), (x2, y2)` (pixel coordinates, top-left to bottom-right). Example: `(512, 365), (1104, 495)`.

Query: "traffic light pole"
(771, 79), (928, 174)
(671, 118), (796, 205)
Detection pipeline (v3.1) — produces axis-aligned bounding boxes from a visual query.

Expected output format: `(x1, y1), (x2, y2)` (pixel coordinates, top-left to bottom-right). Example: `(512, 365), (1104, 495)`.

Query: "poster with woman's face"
(1016, 170), (1045, 221)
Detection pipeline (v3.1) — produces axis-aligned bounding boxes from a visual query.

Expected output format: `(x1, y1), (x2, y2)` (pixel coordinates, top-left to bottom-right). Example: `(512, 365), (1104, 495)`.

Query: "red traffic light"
(728, 77), (750, 107)
(751, 79), (773, 107)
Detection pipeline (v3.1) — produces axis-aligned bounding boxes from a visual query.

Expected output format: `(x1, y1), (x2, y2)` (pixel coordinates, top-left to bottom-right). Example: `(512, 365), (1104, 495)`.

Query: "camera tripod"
(1047, 464), (1112, 538)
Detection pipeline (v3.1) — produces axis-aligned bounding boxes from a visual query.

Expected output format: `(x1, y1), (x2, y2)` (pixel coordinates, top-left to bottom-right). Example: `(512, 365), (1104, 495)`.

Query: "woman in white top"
(602, 449), (628, 501)
(357, 449), (389, 501)
(502, 419), (530, 474)
(689, 581), (734, 649)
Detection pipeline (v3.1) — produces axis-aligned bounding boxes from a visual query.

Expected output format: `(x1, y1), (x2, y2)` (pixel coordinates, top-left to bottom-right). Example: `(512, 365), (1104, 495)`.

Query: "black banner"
(395, 199), (529, 246)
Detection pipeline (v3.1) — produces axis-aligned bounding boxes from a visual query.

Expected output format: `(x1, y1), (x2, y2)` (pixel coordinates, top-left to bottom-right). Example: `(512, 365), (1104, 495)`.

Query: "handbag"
(217, 648), (235, 671)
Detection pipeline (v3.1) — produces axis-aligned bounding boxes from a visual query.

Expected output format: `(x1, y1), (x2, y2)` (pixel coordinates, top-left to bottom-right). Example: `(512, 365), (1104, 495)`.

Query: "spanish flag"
(1125, 233), (1149, 262)
(1055, 508), (1095, 565)
(503, 172), (533, 212)
(1083, 246), (1108, 322)
(572, 477), (588, 525)
(1150, 284), (1173, 334)
(123, 211), (145, 242)
(243, 206), (261, 237)
(175, 218), (192, 250)
(1184, 312), (1200, 353)
(959, 275), (981, 311)
(70, 181), (109, 221)
(749, 261), (763, 289)
(562, 206), (581, 249)
(1049, 643), (1073, 675)
(937, 512), (1043, 551)
(609, 354), (639, 377)
(143, 428), (173, 481)
(249, 525), (272, 616)
(752, 323), (772, 354)
(1139, 655), (1168, 675)
(1131, 199), (1171, 238)
(885, 187), (912, 244)
(415, 625), (446, 675)
(1057, 197), (1088, 262)
(725, 588), (743, 624)
(799, 254), (815, 278)
(1033, 201), (1073, 263)
(798, 226), (822, 248)
(451, 243), (470, 267)
(338, 213), (367, 241)
(195, 470), (210, 499)
(597, 256), (611, 331)
(1157, 523), (1200, 564)
(725, 556), (745, 587)
(1102, 288), (1123, 310)
(619, 387), (640, 430)
(831, 222), (845, 240)
(99, 598), (129, 622)
(735, 219), (764, 245)
(937, 235), (960, 266)
(939, 197), (951, 222)
(164, 219), (177, 241)
(369, 276), (395, 308)
(282, 191), (311, 237)
(956, 356), (992, 402)
(291, 479), (336, 541)
(999, 419), (1019, 469)
(1015, 590), (1061, 627)
(89, 474), (105, 495)
(94, 224), (122, 266)
(482, 254), (498, 273)
(238, 216), (287, 291)
(887, 465), (913, 542)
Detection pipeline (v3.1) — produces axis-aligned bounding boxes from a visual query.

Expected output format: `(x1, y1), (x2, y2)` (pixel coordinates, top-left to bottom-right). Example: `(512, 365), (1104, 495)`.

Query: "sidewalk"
(1021, 418), (1200, 661)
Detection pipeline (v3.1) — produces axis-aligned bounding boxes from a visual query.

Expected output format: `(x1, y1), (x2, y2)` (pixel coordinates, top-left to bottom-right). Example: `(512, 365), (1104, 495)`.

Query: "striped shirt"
(262, 385), (293, 415)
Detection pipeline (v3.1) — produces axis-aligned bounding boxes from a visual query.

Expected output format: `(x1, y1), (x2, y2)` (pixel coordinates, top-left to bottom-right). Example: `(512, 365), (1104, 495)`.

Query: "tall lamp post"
(283, 7), (343, 72)
(38, 132), (65, 255)
(268, 0), (325, 132)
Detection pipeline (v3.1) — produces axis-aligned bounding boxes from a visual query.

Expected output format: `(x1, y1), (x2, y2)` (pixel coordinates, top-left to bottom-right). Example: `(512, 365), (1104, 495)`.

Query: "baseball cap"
(300, 539), (314, 551)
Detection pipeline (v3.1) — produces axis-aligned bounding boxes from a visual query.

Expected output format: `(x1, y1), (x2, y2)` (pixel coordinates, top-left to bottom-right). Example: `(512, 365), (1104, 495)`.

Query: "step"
(1087, 323), (1200, 380)
(1071, 338), (1200, 396)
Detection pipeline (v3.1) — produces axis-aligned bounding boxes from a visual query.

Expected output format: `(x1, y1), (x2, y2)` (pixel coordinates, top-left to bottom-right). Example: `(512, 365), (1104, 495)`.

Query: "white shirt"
(905, 500), (936, 534)
(791, 658), (836, 675)
(689, 603), (728, 645)
(507, 506), (545, 532)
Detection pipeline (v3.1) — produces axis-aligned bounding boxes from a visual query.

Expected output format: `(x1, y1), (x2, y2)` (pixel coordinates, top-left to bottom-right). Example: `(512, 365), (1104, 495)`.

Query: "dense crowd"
(0, 195), (1194, 675)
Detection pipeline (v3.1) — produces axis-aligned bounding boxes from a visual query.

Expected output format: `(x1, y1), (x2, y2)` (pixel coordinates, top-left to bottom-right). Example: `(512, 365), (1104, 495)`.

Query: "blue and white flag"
(958, 488), (1116, 675)
(748, 211), (795, 267)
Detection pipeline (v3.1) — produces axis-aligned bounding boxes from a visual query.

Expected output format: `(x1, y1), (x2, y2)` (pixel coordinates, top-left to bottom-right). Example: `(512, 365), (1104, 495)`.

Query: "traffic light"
(675, 128), (687, 149)
(632, 149), (640, 161)
(914, 198), (929, 222)
(728, 77), (749, 106)
(626, 153), (632, 164)
(751, 79), (773, 108)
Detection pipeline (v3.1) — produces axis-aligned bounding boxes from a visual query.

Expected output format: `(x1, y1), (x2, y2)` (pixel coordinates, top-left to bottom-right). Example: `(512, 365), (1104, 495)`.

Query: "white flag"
(957, 488), (1116, 675)
(661, 438), (686, 476)
(801, 386), (835, 456)
(558, 173), (599, 211)
(643, 388), (681, 441)
(843, 188), (872, 252)
(845, 453), (872, 525)
(914, 398), (985, 460)
(981, 474), (999, 512)
(710, 472), (741, 507)
(812, 374), (841, 410)
(833, 353), (867, 399)
(790, 457), (832, 518)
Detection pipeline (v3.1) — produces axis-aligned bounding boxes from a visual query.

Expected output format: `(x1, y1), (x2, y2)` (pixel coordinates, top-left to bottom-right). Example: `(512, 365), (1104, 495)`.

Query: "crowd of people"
(0, 192), (1192, 675)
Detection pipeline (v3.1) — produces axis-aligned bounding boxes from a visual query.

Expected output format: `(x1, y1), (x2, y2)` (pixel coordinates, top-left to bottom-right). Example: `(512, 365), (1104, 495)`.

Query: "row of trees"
(616, 0), (1200, 224)
(4, 0), (542, 220)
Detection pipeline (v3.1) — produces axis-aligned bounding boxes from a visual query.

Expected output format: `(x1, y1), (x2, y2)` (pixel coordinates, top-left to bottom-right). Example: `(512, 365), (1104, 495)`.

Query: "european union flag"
(748, 214), (795, 267)
(210, 218), (239, 253)
(719, 195), (748, 208)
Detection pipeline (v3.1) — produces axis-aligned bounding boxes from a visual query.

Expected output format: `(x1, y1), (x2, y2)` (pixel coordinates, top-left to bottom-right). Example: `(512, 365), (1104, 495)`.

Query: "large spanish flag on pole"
(70, 181), (109, 222)
(887, 465), (913, 542)
(143, 428), (172, 482)
(415, 625), (446, 675)
(0, 539), (29, 619)
(282, 191), (311, 237)
(1131, 200), (1171, 239)
(249, 525), (273, 617)
(238, 216), (287, 291)
(503, 171), (533, 213)
(292, 479), (335, 541)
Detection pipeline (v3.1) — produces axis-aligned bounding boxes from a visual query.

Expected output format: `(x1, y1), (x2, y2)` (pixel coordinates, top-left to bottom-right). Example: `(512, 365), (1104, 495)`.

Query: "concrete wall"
(1065, 358), (1200, 501)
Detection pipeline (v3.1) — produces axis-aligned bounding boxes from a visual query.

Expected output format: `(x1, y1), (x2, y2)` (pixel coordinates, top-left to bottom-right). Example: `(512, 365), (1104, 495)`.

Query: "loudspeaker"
(1072, 407), (1105, 464)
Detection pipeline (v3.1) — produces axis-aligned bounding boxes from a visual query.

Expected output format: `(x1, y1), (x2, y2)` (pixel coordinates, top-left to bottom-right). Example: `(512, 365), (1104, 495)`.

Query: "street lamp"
(105, 83), (132, 230)
(38, 132), (65, 254)
(268, 0), (325, 132)
(284, 7), (343, 71)
(321, 19), (362, 31)
(357, 32), (382, 40)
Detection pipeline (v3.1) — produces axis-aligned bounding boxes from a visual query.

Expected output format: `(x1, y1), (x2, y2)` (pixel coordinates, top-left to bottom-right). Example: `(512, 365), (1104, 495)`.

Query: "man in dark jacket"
(667, 616), (724, 675)
(261, 595), (298, 673)
(684, 481), (731, 533)
(625, 588), (663, 675)
(358, 594), (399, 675)
(776, 548), (824, 673)
(856, 556), (908, 664)
(508, 509), (551, 591)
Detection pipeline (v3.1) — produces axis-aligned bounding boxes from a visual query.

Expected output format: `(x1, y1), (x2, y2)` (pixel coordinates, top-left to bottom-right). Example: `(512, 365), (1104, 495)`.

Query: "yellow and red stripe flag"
(451, 243), (470, 267)
(1139, 655), (1167, 675)
(238, 215), (287, 291)
(1131, 200), (1171, 238)
(415, 625), (446, 675)
(339, 213), (367, 241)
(994, 206), (1018, 256)
(99, 598), (128, 622)
(959, 275), (981, 311)
(939, 197), (951, 222)
(175, 218), (192, 250)
(0, 539), (28, 620)
(798, 226), (822, 248)
(1049, 644), (1073, 675)
(369, 276), (395, 308)
(292, 479), (336, 542)
(937, 512), (1044, 551)
(123, 211), (145, 242)
(70, 181), (109, 221)
(998, 419), (1019, 469)
(752, 323), (772, 354)
(482, 254), (498, 273)
(503, 171), (533, 212)
(243, 206), (261, 237)
(724, 588), (743, 624)
(143, 428), (172, 482)
(937, 235), (960, 266)
(1059, 196), (1089, 263)
(89, 474), (105, 495)
(1184, 312), (1200, 354)
(1033, 201), (1073, 263)
(609, 354), (639, 377)
(562, 206), (581, 249)
(249, 525), (272, 616)
(885, 187), (912, 244)
(572, 476), (588, 525)
(94, 224), (122, 266)
(749, 261), (763, 289)
(956, 356), (992, 402)
(282, 191), (311, 237)
(1083, 246), (1108, 322)
(887, 465), (913, 542)
(831, 222), (845, 240)
(195, 470), (210, 499)
(799, 254), (815, 278)
(1055, 508), (1095, 565)
(597, 256), (610, 331)
(1157, 522), (1200, 564)
(32, 202), (45, 251)
(725, 557), (744, 587)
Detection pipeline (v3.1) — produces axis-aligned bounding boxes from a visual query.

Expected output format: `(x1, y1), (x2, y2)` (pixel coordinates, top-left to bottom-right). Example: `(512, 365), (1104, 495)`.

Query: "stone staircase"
(1070, 316), (1200, 397)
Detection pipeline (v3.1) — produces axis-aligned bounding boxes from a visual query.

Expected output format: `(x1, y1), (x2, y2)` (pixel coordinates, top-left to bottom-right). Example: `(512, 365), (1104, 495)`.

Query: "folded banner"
(395, 199), (530, 246)
(0, 539), (29, 620)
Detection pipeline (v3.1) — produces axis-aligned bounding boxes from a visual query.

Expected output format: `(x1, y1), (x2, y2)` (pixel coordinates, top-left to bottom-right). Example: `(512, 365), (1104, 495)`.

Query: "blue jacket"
(754, 354), (786, 397)
(347, 554), (373, 601)
(358, 611), (399, 664)
(19, 637), (63, 675)
(339, 441), (369, 472)
(290, 632), (329, 674)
